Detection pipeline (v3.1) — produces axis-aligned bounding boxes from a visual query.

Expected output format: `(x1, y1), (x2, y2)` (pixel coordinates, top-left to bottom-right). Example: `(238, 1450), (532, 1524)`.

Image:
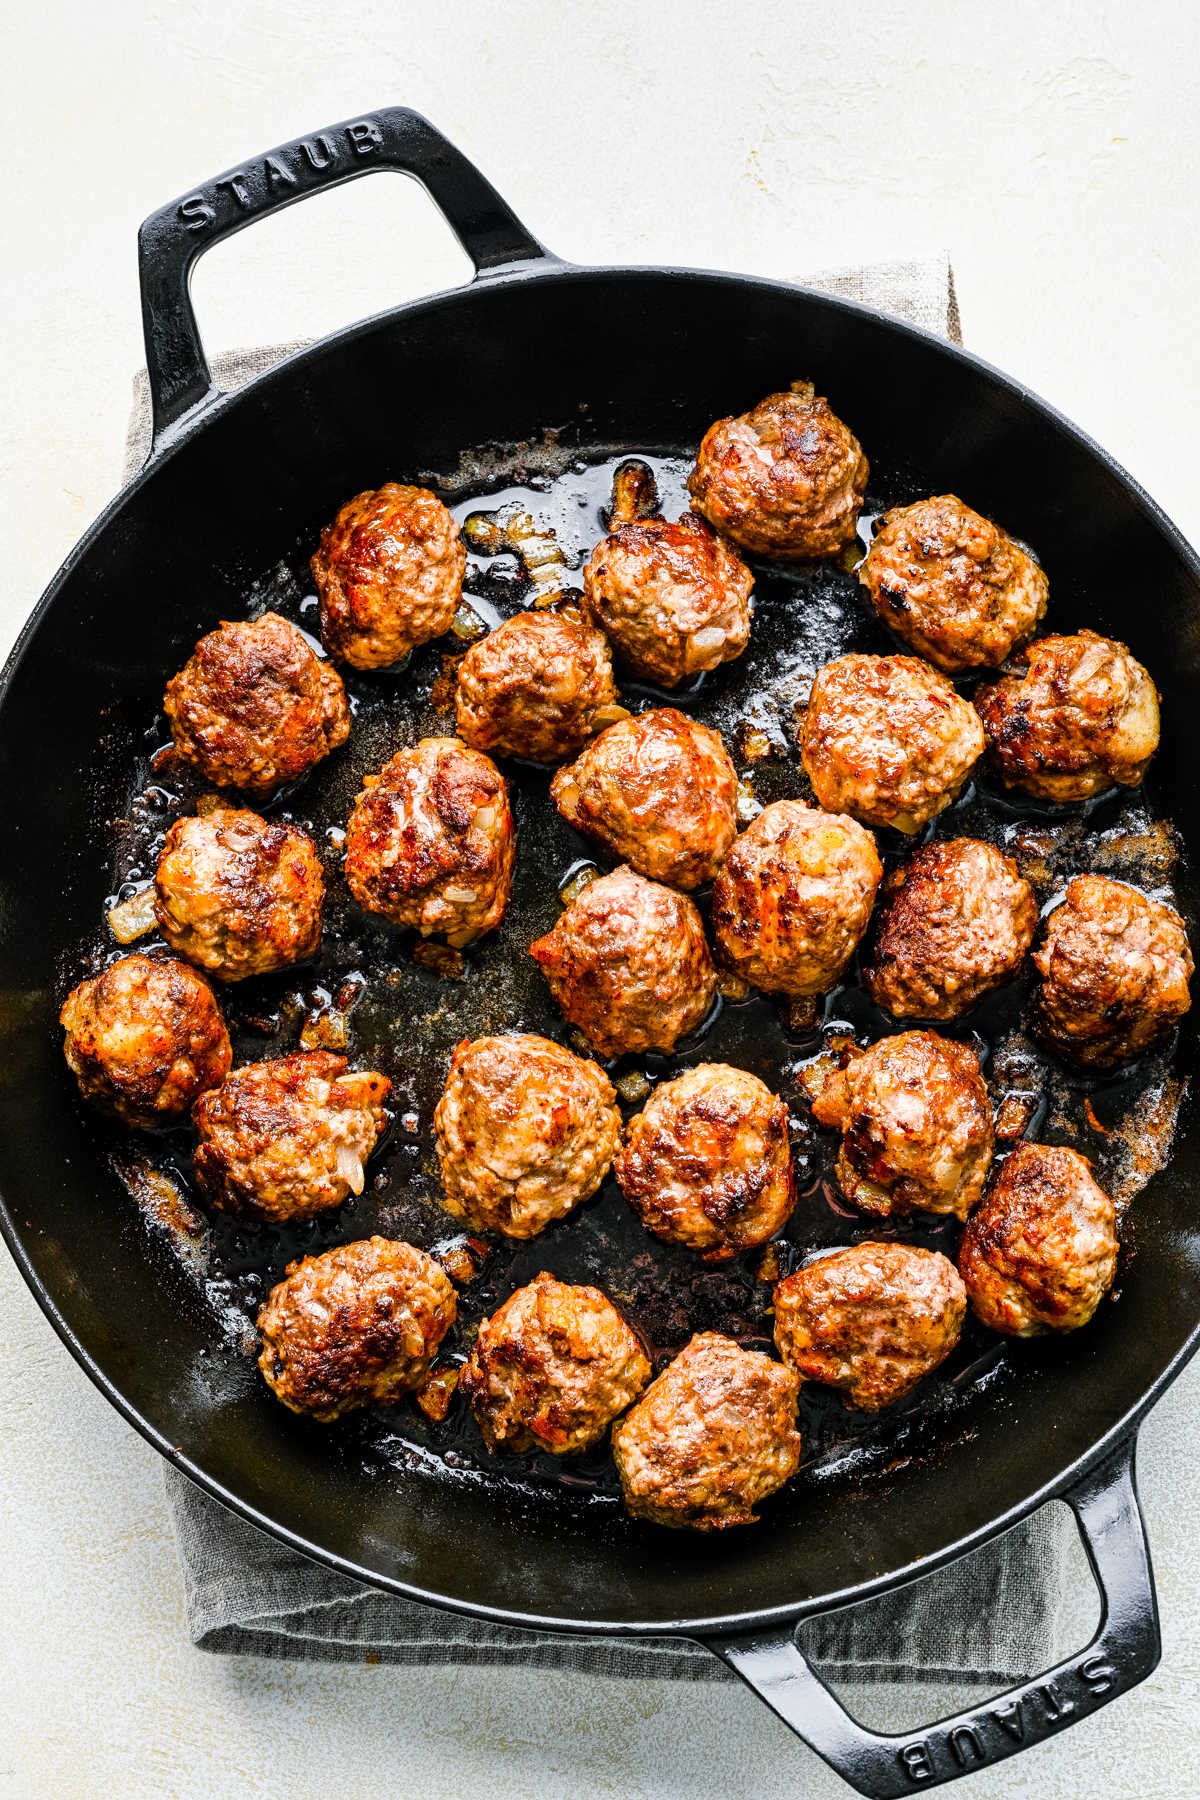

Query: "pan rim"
(4, 258), (1199, 1636)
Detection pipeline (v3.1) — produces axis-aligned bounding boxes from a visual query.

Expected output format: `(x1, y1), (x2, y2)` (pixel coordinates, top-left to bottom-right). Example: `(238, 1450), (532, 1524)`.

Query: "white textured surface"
(1, 2), (1198, 1795)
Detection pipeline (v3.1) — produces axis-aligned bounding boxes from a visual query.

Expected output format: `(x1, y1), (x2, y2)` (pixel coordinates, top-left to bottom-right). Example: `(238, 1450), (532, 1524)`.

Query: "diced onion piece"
(443, 885), (477, 904)
(472, 807), (496, 831)
(196, 792), (224, 817)
(716, 969), (751, 1002)
(614, 1069), (651, 1104)
(559, 865), (599, 907)
(107, 886), (158, 944)
(590, 703), (631, 730)
(335, 1145), (365, 1196)
(689, 626), (727, 662)
(609, 459), (659, 527)
(451, 603), (486, 642)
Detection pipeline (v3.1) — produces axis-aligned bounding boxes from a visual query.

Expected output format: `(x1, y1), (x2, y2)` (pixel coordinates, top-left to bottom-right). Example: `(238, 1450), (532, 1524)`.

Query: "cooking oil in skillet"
(81, 440), (1190, 1513)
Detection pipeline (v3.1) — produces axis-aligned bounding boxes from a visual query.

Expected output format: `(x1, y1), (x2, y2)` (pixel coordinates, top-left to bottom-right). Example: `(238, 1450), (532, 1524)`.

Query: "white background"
(1, 2), (1198, 1795)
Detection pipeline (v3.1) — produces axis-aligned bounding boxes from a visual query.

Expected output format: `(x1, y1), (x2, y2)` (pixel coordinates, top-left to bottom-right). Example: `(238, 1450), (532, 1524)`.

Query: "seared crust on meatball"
(345, 737), (514, 946)
(312, 483), (465, 671)
(433, 1034), (621, 1238)
(193, 1051), (390, 1224)
(861, 495), (1048, 673)
(801, 653), (985, 834)
(612, 1332), (802, 1530)
(711, 800), (882, 997)
(687, 381), (868, 559)
(530, 866), (717, 1058)
(975, 630), (1160, 802)
(959, 1143), (1118, 1336)
(864, 838), (1037, 1021)
(582, 514), (753, 687)
(60, 953), (231, 1127)
(460, 1272), (650, 1454)
(551, 708), (738, 891)
(454, 607), (621, 763)
(163, 612), (350, 796)
(615, 1064), (794, 1258)
(1032, 874), (1193, 1069)
(773, 1243), (966, 1412)
(154, 807), (324, 982)
(811, 1031), (993, 1220)
(258, 1237), (456, 1421)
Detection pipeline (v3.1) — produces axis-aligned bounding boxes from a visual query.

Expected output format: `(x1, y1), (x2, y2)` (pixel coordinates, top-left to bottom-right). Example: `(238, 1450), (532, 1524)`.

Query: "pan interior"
(1, 269), (1197, 1630)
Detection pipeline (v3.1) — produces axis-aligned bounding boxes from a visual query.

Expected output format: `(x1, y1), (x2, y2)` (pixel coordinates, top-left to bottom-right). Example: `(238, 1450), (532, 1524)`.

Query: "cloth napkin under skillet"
(131, 253), (1074, 1680)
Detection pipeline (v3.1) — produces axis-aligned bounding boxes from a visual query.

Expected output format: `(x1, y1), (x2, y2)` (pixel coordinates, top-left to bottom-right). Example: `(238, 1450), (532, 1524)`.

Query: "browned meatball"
(311, 483), (465, 671)
(530, 866), (716, 1058)
(860, 495), (1048, 673)
(863, 838), (1037, 1021)
(345, 737), (514, 946)
(773, 1243), (966, 1412)
(801, 653), (985, 834)
(154, 807), (324, 982)
(258, 1237), (456, 1421)
(60, 953), (230, 1127)
(975, 630), (1160, 802)
(959, 1143), (1118, 1336)
(582, 514), (753, 687)
(711, 800), (881, 997)
(163, 612), (350, 796)
(550, 708), (738, 891)
(614, 1064), (794, 1258)
(433, 1034), (621, 1238)
(1031, 874), (1193, 1069)
(612, 1332), (801, 1529)
(454, 606), (622, 763)
(193, 1051), (390, 1224)
(687, 381), (868, 559)
(460, 1272), (650, 1454)
(810, 1031), (993, 1220)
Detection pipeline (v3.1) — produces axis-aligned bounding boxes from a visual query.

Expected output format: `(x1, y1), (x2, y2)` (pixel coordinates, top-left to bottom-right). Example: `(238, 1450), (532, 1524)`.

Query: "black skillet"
(1, 108), (1197, 1797)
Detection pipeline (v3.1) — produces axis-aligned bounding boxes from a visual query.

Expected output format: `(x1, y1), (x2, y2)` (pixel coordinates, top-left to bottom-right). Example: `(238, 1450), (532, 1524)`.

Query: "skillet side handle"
(137, 106), (552, 451)
(701, 1434), (1158, 1799)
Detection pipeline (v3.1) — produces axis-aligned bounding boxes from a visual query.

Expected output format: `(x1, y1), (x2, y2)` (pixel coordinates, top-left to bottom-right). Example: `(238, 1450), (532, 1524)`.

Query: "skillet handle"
(137, 107), (551, 451)
(701, 1434), (1158, 1798)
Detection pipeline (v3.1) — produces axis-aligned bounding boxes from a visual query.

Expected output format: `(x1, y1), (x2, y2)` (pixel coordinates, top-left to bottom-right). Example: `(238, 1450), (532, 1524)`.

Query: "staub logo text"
(177, 119), (383, 230)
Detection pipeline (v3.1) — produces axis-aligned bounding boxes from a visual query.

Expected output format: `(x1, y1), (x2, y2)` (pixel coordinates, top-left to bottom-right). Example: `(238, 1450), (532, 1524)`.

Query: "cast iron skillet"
(1, 107), (1198, 1797)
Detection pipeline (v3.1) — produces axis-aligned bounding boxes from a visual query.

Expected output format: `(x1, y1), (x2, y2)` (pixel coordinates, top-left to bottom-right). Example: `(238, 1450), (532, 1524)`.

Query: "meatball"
(801, 653), (985, 834)
(686, 381), (868, 559)
(612, 1332), (802, 1530)
(154, 806), (324, 982)
(311, 482), (465, 670)
(863, 837), (1037, 1021)
(810, 1031), (993, 1221)
(550, 708), (738, 891)
(860, 495), (1048, 673)
(344, 737), (514, 946)
(975, 630), (1160, 802)
(193, 1051), (390, 1224)
(615, 1064), (794, 1258)
(773, 1244), (966, 1412)
(454, 606), (622, 764)
(959, 1143), (1118, 1336)
(582, 513), (753, 688)
(163, 612), (350, 796)
(460, 1272), (650, 1455)
(530, 866), (716, 1058)
(710, 800), (881, 997)
(1031, 874), (1193, 1069)
(60, 953), (230, 1128)
(258, 1237), (456, 1421)
(433, 1034), (621, 1238)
